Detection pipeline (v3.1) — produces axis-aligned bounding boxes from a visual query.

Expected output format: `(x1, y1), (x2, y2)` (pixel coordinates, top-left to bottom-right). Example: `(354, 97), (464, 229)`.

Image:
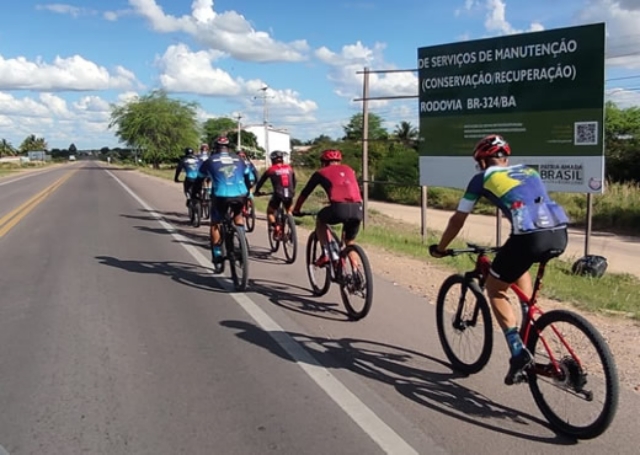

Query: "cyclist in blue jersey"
(174, 147), (203, 206)
(238, 150), (259, 191)
(430, 134), (569, 385)
(198, 136), (253, 264)
(198, 143), (210, 162)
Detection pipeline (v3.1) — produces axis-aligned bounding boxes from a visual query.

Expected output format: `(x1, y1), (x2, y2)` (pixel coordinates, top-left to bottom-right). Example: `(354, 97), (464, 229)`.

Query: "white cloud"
(315, 41), (417, 108)
(0, 54), (140, 91)
(579, 0), (640, 68)
(0, 92), (116, 148)
(457, 0), (544, 35)
(607, 87), (640, 107)
(155, 44), (318, 122)
(129, 0), (309, 62)
(36, 3), (97, 17)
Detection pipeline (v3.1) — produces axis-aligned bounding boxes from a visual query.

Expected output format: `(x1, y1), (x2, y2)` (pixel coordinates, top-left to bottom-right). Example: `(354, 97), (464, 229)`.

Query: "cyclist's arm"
(174, 159), (184, 182)
(242, 165), (253, 193)
(254, 167), (270, 194)
(292, 171), (320, 212)
(436, 174), (482, 251)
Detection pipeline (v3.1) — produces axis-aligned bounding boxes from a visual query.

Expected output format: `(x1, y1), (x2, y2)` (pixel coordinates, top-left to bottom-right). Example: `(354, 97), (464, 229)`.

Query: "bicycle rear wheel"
(282, 213), (297, 264)
(339, 244), (373, 320)
(192, 200), (201, 228)
(228, 224), (249, 291)
(305, 232), (330, 296)
(245, 199), (256, 233)
(526, 309), (619, 439)
(202, 194), (210, 220)
(267, 214), (280, 253)
(435, 274), (493, 375)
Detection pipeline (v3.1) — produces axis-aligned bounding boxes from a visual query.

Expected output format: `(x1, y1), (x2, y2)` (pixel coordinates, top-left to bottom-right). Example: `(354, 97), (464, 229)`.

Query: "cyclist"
(198, 143), (210, 162)
(254, 150), (297, 238)
(174, 147), (203, 207)
(429, 134), (569, 385)
(292, 149), (363, 264)
(238, 150), (259, 190)
(198, 136), (253, 264)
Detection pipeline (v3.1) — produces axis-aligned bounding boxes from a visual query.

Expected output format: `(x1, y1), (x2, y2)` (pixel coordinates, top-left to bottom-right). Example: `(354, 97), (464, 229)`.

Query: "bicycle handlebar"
(430, 242), (500, 257)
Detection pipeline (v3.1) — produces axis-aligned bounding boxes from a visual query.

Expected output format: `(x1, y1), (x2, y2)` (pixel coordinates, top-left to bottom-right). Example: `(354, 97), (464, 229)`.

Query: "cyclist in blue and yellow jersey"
(174, 147), (203, 207)
(198, 136), (253, 264)
(429, 134), (569, 385)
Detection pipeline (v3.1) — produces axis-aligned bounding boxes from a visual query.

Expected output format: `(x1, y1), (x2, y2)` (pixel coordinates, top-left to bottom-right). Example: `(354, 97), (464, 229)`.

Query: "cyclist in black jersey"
(430, 134), (569, 385)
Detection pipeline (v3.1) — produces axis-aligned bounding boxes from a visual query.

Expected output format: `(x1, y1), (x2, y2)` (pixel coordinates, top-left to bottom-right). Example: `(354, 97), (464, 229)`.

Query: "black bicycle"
(201, 178), (211, 220)
(295, 211), (373, 320)
(256, 192), (297, 264)
(213, 205), (249, 291)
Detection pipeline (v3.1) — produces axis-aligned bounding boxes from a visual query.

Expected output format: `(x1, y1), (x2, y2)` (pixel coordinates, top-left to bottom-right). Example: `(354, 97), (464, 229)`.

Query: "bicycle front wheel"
(526, 309), (619, 439)
(245, 199), (256, 233)
(338, 244), (373, 320)
(435, 274), (493, 375)
(305, 232), (330, 296)
(228, 225), (249, 291)
(282, 213), (298, 264)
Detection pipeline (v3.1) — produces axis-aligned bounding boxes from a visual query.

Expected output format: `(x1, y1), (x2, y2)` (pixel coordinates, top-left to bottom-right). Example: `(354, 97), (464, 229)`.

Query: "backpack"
(571, 255), (608, 278)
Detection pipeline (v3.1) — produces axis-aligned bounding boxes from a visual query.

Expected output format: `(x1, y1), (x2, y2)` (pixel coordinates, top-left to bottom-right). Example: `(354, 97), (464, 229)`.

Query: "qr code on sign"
(574, 121), (598, 146)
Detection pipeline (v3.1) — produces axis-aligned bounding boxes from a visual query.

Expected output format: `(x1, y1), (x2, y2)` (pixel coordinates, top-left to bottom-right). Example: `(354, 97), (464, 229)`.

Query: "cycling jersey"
(458, 164), (569, 235)
(255, 163), (296, 199)
(198, 152), (251, 198)
(297, 164), (362, 204)
(174, 155), (201, 181)
(245, 160), (259, 187)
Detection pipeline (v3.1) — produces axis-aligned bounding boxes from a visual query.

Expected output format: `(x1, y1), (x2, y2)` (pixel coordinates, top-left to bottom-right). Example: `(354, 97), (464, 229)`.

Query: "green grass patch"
(133, 164), (640, 319)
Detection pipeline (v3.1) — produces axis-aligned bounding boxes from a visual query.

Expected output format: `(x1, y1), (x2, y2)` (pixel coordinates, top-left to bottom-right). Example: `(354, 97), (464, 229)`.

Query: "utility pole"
(235, 114), (242, 150)
(361, 67), (370, 230)
(258, 86), (270, 166)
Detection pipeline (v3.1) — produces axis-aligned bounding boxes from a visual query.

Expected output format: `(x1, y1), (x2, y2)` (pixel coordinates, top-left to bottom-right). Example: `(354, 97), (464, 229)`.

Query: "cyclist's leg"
(192, 177), (204, 201)
(282, 197), (294, 214)
(230, 197), (246, 228)
(210, 197), (226, 261)
(183, 179), (194, 206)
(489, 235), (537, 382)
(316, 206), (334, 249)
(266, 195), (279, 226)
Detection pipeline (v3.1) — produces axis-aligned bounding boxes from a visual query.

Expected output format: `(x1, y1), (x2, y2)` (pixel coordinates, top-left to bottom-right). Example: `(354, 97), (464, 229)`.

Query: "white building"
(244, 125), (291, 166)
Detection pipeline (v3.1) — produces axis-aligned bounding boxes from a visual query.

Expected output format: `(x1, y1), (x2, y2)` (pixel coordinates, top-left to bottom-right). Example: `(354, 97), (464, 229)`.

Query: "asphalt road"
(0, 161), (638, 454)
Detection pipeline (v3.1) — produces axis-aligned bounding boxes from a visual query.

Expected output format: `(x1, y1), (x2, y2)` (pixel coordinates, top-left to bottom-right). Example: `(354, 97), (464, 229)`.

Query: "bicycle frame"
(469, 252), (584, 380)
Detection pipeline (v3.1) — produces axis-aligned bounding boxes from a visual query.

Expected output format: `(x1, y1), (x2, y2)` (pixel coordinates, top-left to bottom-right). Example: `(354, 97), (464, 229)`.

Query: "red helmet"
(200, 143), (209, 152)
(472, 134), (511, 162)
(320, 149), (342, 162)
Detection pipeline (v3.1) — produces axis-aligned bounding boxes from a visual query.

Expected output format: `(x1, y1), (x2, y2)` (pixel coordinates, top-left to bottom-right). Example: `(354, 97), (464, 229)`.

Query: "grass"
(0, 160), (55, 177)
(134, 163), (640, 320)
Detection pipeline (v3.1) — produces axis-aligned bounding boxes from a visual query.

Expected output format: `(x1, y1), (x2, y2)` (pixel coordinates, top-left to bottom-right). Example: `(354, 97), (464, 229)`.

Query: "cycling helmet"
(200, 143), (209, 152)
(270, 150), (285, 162)
(472, 134), (511, 162)
(212, 136), (230, 153)
(184, 147), (194, 155)
(237, 150), (247, 158)
(320, 149), (342, 162)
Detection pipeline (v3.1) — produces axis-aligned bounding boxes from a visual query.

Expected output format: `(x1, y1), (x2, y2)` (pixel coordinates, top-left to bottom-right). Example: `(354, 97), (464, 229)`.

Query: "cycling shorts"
(268, 194), (293, 211)
(210, 196), (246, 223)
(318, 202), (363, 242)
(490, 227), (568, 283)
(183, 178), (202, 199)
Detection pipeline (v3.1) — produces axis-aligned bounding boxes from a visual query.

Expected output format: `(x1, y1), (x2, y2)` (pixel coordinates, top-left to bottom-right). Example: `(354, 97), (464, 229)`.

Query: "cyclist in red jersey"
(292, 149), (363, 264)
(254, 150), (297, 236)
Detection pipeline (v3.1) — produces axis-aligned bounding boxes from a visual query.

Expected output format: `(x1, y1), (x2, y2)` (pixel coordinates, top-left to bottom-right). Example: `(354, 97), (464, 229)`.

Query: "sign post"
(417, 23), (606, 249)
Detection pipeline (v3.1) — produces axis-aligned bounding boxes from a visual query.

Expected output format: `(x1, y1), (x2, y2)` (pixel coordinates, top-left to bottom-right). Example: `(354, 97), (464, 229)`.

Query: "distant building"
(27, 150), (51, 161)
(244, 125), (291, 166)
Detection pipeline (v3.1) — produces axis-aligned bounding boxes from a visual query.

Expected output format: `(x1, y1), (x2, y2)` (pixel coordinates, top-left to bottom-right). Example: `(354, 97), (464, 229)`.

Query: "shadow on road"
(249, 278), (349, 321)
(221, 319), (577, 445)
(95, 256), (229, 293)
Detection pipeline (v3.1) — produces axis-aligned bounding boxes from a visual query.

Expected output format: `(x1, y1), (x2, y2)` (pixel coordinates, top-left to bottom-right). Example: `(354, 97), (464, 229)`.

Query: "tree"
(19, 134), (48, 153)
(228, 129), (259, 149)
(202, 117), (238, 146)
(291, 137), (303, 146)
(342, 113), (388, 141)
(604, 101), (640, 182)
(69, 143), (77, 153)
(393, 121), (419, 148)
(109, 90), (200, 168)
(312, 134), (333, 144)
(0, 139), (16, 157)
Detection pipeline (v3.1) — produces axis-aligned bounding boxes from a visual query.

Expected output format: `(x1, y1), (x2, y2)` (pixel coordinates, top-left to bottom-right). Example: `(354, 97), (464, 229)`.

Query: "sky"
(1, 0), (640, 150)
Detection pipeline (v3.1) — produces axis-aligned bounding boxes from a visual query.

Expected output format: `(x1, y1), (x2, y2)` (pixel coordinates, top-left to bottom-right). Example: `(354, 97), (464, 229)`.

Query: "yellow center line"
(0, 170), (78, 238)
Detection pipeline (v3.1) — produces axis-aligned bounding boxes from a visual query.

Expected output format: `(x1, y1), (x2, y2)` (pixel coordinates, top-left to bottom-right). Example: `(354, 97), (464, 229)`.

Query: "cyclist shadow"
(95, 256), (228, 293)
(120, 209), (194, 227)
(221, 319), (577, 445)
(247, 246), (290, 265)
(249, 278), (349, 321)
(132, 224), (210, 246)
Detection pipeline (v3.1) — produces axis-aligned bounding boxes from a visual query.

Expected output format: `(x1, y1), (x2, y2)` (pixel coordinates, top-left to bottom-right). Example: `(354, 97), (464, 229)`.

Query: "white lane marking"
(106, 169), (421, 455)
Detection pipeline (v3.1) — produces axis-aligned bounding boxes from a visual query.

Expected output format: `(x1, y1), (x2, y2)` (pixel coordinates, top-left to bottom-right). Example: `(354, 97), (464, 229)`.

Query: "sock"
(212, 245), (222, 257)
(504, 327), (523, 357)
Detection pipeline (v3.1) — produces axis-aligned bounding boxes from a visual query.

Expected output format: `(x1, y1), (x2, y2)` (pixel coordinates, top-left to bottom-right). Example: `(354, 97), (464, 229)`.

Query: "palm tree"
(19, 134), (48, 154)
(393, 121), (419, 148)
(0, 138), (16, 157)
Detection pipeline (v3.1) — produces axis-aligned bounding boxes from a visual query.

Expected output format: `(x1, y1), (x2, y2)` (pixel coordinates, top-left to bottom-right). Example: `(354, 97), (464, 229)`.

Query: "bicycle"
(295, 211), (373, 320)
(176, 178), (202, 227)
(200, 178), (211, 220)
(434, 242), (619, 439)
(243, 194), (256, 233)
(212, 204), (249, 291)
(255, 191), (297, 264)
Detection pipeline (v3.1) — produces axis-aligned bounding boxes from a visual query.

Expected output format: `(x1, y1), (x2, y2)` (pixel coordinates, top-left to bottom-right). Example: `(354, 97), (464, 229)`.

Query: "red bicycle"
(435, 242), (618, 439)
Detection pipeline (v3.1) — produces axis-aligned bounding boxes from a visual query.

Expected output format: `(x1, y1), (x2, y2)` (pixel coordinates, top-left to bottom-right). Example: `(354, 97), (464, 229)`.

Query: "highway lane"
(0, 161), (638, 454)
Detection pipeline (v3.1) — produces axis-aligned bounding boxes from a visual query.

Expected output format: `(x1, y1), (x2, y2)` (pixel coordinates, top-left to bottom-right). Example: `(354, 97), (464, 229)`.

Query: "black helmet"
(270, 150), (285, 162)
(184, 147), (194, 155)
